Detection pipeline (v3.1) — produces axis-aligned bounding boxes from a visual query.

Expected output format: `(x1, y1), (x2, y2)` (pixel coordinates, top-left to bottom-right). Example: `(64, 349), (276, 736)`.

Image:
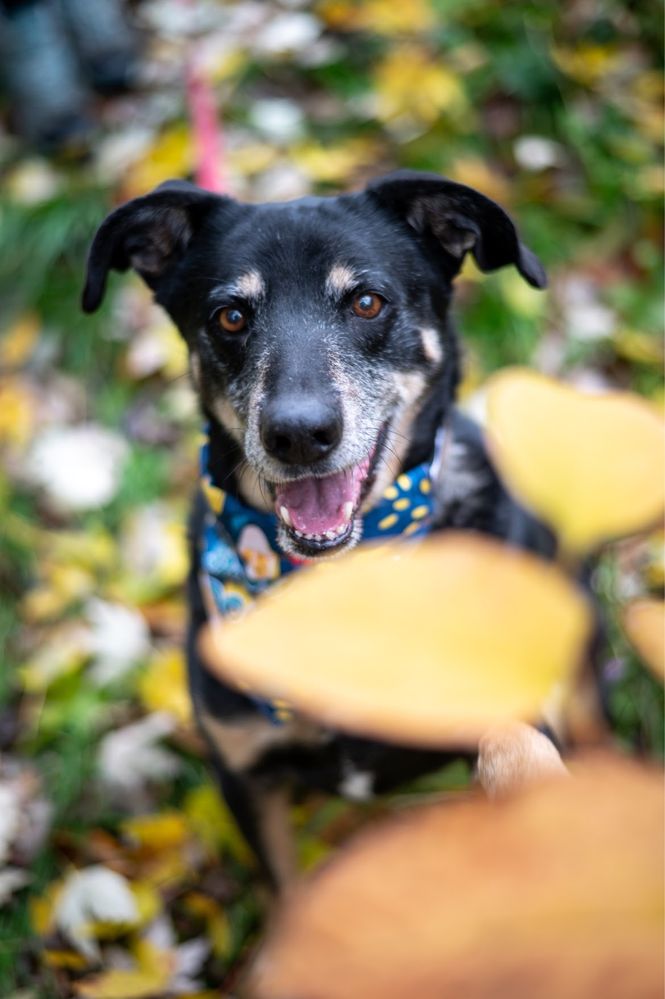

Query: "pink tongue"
(275, 458), (369, 534)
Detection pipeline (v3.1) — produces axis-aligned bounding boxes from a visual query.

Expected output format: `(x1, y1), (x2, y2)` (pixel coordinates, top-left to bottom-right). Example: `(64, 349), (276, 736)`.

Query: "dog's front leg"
(199, 711), (300, 892)
(476, 722), (568, 799)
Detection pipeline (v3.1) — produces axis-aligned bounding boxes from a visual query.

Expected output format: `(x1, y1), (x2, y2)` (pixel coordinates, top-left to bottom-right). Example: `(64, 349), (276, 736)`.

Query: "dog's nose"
(260, 396), (342, 465)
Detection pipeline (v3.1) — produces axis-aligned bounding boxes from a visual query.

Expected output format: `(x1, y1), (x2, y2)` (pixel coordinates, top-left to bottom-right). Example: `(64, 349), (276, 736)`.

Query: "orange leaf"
(248, 755), (664, 999)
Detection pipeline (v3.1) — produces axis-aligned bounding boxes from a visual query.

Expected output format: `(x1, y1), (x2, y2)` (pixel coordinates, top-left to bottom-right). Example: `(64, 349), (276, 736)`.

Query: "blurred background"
(0, 0), (662, 995)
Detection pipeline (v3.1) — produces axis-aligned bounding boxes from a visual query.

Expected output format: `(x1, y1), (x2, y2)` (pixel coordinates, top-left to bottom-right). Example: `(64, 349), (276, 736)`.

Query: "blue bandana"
(199, 429), (442, 722)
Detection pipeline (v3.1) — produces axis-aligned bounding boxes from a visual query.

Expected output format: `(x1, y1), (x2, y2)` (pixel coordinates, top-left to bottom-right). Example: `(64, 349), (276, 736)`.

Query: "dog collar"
(198, 427), (444, 723)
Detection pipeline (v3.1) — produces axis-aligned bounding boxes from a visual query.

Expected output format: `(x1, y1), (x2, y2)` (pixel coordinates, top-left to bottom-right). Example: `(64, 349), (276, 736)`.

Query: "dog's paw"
(477, 722), (568, 799)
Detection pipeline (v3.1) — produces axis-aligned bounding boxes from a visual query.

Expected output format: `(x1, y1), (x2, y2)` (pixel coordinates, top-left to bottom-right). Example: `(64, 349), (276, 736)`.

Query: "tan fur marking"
(362, 371), (427, 509)
(477, 722), (568, 799)
(325, 264), (357, 298)
(420, 327), (443, 365)
(234, 269), (265, 300)
(189, 351), (201, 390)
(256, 786), (299, 890)
(200, 712), (326, 774)
(210, 397), (243, 444)
(237, 466), (272, 513)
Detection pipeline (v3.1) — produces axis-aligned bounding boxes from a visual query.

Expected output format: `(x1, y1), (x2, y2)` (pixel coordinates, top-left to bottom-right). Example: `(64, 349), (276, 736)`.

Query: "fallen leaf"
(98, 714), (181, 793)
(0, 314), (40, 369)
(25, 424), (129, 514)
(55, 866), (139, 960)
(623, 600), (665, 681)
(249, 755), (664, 999)
(75, 939), (174, 999)
(87, 600), (152, 686)
(138, 649), (191, 726)
(202, 534), (591, 747)
(485, 369), (665, 557)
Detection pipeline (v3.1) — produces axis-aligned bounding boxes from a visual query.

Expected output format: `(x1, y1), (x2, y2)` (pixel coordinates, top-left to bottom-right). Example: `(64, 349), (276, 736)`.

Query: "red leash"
(182, 3), (228, 195)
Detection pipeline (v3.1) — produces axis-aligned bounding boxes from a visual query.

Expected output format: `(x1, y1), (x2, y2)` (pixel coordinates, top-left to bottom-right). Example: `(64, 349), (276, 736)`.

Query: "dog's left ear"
(367, 170), (547, 288)
(82, 180), (224, 313)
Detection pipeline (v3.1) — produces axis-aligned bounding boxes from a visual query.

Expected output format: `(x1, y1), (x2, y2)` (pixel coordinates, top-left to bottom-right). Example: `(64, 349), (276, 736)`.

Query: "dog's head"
(83, 171), (545, 559)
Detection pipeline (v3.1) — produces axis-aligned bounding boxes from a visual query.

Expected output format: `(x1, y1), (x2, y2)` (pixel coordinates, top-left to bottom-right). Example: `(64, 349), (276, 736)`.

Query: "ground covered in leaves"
(0, 1), (663, 996)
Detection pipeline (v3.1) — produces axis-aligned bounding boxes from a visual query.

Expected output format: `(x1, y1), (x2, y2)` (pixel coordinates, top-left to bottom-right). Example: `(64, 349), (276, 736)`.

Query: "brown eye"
(352, 292), (383, 319)
(218, 306), (247, 333)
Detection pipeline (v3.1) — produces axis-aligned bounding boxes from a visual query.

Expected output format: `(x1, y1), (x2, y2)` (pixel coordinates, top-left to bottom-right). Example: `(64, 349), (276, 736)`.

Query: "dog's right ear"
(82, 181), (225, 313)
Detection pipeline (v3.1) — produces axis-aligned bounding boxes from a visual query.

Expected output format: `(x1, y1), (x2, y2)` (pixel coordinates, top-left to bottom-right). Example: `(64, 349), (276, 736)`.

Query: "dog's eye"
(352, 292), (384, 319)
(218, 307), (247, 334)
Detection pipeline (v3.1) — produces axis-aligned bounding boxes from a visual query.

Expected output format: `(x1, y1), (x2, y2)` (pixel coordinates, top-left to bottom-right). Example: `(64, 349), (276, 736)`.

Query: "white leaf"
(0, 868), (31, 907)
(0, 784), (22, 866)
(26, 424), (128, 512)
(98, 713), (181, 792)
(86, 599), (151, 686)
(55, 866), (139, 959)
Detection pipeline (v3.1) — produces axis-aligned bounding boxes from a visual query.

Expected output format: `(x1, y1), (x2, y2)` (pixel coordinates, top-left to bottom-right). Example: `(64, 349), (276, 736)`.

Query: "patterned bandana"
(198, 427), (443, 722)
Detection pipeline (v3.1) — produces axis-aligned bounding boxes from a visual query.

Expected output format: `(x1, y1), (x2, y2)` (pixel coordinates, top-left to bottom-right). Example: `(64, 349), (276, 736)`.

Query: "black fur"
(84, 171), (553, 886)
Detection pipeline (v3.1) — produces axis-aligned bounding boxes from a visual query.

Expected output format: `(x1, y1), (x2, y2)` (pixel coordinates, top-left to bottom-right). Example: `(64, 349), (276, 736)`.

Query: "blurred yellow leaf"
(123, 124), (194, 199)
(0, 378), (35, 448)
(43, 950), (89, 970)
(20, 622), (91, 692)
(183, 783), (251, 862)
(75, 940), (173, 999)
(613, 328), (664, 367)
(138, 649), (192, 726)
(22, 564), (94, 623)
(292, 138), (379, 184)
(318, 0), (435, 34)
(183, 892), (232, 959)
(249, 755), (664, 999)
(623, 600), (665, 682)
(448, 157), (511, 205)
(0, 314), (40, 368)
(202, 534), (591, 747)
(122, 811), (189, 851)
(486, 369), (665, 557)
(227, 142), (279, 178)
(552, 44), (624, 86)
(374, 46), (466, 124)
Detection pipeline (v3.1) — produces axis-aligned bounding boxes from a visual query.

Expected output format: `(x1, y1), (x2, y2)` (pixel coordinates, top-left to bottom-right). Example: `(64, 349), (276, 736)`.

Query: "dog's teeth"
(325, 529), (337, 540)
(342, 501), (353, 521)
(279, 505), (292, 528)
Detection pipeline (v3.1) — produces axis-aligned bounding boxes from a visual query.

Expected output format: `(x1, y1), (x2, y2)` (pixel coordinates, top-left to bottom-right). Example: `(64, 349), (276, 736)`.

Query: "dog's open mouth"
(272, 427), (388, 557)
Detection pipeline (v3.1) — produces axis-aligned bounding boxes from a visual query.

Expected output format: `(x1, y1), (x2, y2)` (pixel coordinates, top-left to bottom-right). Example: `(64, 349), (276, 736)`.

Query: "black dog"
(83, 170), (558, 888)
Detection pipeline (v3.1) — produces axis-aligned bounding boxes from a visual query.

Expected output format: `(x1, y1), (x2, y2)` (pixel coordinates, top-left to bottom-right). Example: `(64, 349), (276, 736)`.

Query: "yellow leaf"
(0, 378), (35, 448)
(249, 755), (664, 999)
(183, 783), (252, 863)
(0, 314), (40, 368)
(623, 600), (665, 682)
(43, 950), (89, 970)
(122, 124), (194, 199)
(448, 157), (511, 207)
(486, 369), (665, 557)
(374, 46), (467, 125)
(292, 138), (379, 184)
(613, 329), (664, 367)
(318, 0), (435, 35)
(122, 812), (189, 851)
(20, 622), (91, 692)
(22, 564), (94, 623)
(183, 892), (232, 959)
(75, 940), (173, 999)
(138, 649), (192, 726)
(202, 534), (591, 747)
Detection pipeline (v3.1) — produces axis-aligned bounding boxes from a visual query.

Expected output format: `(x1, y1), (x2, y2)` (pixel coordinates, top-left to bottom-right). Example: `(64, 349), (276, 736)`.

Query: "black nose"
(260, 395), (343, 465)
